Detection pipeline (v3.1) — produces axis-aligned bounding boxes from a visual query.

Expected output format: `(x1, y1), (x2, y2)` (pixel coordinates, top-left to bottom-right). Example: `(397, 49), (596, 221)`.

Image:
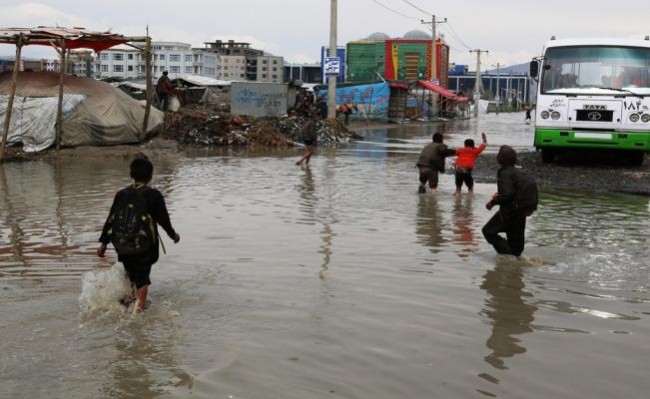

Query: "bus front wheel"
(541, 149), (556, 163)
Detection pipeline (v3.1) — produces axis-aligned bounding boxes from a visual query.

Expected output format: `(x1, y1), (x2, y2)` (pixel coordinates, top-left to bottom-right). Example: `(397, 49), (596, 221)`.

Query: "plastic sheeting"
(0, 72), (164, 151)
(0, 94), (84, 152)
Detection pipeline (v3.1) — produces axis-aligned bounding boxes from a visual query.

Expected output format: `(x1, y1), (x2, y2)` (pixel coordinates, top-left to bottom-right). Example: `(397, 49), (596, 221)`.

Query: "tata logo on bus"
(587, 112), (602, 121)
(584, 105), (607, 111)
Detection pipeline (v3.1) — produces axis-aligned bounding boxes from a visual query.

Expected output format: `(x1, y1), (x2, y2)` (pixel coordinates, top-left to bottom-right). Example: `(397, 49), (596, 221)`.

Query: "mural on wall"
(230, 82), (289, 118)
(318, 82), (390, 121)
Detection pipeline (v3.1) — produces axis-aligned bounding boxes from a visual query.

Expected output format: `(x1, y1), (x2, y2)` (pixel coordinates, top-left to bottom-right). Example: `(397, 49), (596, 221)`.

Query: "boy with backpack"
(482, 145), (538, 257)
(455, 132), (488, 196)
(97, 157), (180, 312)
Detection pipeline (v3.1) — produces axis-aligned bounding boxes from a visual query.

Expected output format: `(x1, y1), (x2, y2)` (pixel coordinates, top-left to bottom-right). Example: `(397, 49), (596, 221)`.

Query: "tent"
(0, 72), (163, 152)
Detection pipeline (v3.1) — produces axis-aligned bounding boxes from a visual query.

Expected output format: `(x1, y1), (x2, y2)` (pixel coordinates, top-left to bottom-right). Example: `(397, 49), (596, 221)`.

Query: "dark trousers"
(482, 211), (527, 257)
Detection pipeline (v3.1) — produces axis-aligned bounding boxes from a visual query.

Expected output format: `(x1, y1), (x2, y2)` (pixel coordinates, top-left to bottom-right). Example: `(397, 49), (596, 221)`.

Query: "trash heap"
(161, 110), (361, 147)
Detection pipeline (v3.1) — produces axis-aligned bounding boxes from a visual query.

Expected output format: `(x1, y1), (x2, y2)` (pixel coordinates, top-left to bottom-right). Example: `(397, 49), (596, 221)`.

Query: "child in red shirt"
(455, 132), (487, 196)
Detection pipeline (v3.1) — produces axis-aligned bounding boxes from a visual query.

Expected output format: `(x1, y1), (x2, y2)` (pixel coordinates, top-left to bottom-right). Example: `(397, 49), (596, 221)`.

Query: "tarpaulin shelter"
(0, 27), (150, 160)
(0, 72), (164, 151)
(417, 80), (468, 119)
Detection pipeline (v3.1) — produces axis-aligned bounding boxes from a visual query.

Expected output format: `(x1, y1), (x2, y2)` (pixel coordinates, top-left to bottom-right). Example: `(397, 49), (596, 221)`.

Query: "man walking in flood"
(416, 133), (457, 195)
(482, 146), (538, 257)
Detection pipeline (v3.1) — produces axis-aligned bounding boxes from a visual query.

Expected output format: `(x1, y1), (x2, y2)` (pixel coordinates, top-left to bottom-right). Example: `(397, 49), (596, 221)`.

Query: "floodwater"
(1, 113), (650, 399)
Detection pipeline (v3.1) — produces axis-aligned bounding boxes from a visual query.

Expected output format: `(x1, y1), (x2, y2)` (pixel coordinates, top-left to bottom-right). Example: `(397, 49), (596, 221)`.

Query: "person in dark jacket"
(482, 145), (538, 257)
(296, 112), (320, 166)
(97, 157), (180, 312)
(156, 71), (174, 111)
(417, 133), (457, 195)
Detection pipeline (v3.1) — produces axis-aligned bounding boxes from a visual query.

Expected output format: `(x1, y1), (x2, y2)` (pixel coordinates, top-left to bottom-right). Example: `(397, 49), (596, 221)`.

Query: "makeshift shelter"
(0, 72), (163, 151)
(0, 27), (150, 160)
(417, 80), (468, 118)
(173, 74), (231, 108)
(388, 81), (409, 123)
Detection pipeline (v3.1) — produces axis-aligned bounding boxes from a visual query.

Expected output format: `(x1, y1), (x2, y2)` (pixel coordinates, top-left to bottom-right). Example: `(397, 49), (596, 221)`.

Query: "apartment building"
(255, 55), (284, 83)
(94, 42), (219, 80)
(204, 40), (284, 83)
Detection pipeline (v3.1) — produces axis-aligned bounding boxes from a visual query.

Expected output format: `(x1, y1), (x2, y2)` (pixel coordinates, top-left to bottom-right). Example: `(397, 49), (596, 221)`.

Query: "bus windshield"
(542, 46), (650, 95)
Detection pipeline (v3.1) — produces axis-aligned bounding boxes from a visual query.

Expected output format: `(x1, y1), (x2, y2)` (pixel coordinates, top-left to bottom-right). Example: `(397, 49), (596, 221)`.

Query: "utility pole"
(492, 62), (501, 114)
(470, 49), (488, 117)
(421, 15), (446, 82)
(327, 0), (338, 120)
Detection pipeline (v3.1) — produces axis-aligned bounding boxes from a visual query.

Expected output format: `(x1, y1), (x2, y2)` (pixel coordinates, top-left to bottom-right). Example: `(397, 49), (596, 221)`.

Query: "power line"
(370, 0), (419, 21)
(400, 0), (431, 16)
(444, 21), (472, 50)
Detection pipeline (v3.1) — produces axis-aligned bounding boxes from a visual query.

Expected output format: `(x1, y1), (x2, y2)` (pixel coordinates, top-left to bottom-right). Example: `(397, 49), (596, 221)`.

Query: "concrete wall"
(230, 82), (289, 117)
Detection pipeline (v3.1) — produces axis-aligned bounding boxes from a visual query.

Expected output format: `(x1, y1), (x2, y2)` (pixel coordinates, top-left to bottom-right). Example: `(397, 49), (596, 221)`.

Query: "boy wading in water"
(482, 146), (538, 257)
(296, 112), (319, 166)
(97, 157), (180, 312)
(455, 132), (488, 197)
(416, 133), (457, 195)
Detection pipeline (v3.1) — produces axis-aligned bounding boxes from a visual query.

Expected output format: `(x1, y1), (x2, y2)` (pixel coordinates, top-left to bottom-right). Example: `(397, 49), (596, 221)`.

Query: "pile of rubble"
(161, 109), (361, 148)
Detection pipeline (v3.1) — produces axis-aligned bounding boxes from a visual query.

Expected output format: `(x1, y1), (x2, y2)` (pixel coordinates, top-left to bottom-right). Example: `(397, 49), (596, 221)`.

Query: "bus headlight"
(642, 114), (650, 123)
(551, 111), (561, 120)
(540, 111), (550, 120)
(630, 114), (640, 123)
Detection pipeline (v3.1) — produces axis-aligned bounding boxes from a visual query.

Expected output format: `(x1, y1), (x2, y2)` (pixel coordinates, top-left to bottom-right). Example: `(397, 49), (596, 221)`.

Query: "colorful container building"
(346, 31), (449, 87)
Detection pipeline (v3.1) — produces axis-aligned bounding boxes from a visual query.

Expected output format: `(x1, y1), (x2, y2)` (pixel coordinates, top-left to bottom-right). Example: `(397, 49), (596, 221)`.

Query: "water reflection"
(452, 196), (478, 259)
(415, 196), (446, 253)
(104, 321), (191, 399)
(480, 257), (536, 371)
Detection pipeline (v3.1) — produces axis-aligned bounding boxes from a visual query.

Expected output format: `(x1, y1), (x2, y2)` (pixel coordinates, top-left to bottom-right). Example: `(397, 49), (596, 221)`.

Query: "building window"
(262, 74), (267, 78)
(185, 54), (192, 62)
(240, 74), (244, 78)
(113, 53), (123, 61)
(127, 53), (133, 60)
(128, 65), (134, 72)
(224, 66), (228, 70)
(113, 65), (124, 72)
(169, 54), (180, 62)
(185, 66), (193, 73)
(224, 73), (229, 77)
(262, 60), (267, 64)
(170, 66), (181, 73)
(160, 54), (166, 61)
(100, 53), (108, 60)
(273, 60), (277, 64)
(273, 75), (277, 79)
(273, 67), (277, 71)
(101, 65), (108, 72)
(262, 67), (267, 71)
(224, 59), (229, 63)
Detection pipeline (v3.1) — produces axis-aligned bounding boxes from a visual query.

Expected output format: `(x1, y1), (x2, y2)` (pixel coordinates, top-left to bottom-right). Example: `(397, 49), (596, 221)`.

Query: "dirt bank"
(472, 150), (650, 196)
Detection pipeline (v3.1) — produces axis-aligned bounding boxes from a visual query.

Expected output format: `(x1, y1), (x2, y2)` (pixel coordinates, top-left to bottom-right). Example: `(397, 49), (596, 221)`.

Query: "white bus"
(530, 37), (650, 165)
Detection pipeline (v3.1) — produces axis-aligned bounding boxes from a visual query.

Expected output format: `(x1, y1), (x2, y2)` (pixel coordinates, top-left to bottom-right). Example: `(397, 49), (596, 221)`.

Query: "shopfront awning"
(417, 80), (468, 102)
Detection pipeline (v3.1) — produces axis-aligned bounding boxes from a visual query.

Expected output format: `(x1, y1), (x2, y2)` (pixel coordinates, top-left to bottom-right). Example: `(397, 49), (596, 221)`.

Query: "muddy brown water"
(1, 113), (650, 398)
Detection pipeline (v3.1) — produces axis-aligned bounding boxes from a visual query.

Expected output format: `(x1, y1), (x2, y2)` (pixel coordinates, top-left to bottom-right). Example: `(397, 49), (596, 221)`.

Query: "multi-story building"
(94, 42), (220, 81)
(255, 55), (284, 83)
(203, 40), (283, 83)
(218, 55), (246, 81)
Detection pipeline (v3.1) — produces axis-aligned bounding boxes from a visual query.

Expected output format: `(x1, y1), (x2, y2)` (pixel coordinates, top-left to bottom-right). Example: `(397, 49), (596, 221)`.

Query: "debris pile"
(161, 110), (361, 148)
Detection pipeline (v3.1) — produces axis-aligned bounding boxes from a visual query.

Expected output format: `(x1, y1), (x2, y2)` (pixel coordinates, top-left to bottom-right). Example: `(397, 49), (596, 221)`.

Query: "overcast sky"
(1, 0), (650, 67)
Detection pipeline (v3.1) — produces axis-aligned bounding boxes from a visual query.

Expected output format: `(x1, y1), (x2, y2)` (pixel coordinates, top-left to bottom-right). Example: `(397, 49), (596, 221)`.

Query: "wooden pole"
(55, 38), (66, 151)
(141, 35), (152, 142)
(0, 33), (24, 162)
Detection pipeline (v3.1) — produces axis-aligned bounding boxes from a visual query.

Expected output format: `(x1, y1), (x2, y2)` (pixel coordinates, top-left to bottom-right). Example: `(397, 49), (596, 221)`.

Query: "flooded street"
(2, 113), (650, 399)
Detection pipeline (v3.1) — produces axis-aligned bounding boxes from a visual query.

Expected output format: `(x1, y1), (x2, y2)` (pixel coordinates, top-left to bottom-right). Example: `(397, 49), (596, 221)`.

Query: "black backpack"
(108, 187), (156, 255)
(514, 169), (539, 215)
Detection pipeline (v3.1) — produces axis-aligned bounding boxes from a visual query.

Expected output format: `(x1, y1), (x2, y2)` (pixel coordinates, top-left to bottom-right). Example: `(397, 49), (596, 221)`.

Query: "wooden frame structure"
(0, 27), (150, 161)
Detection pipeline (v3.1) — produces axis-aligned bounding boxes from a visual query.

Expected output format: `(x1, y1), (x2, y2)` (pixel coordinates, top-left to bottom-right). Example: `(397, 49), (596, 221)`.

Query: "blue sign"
(321, 46), (346, 84)
(324, 57), (340, 76)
